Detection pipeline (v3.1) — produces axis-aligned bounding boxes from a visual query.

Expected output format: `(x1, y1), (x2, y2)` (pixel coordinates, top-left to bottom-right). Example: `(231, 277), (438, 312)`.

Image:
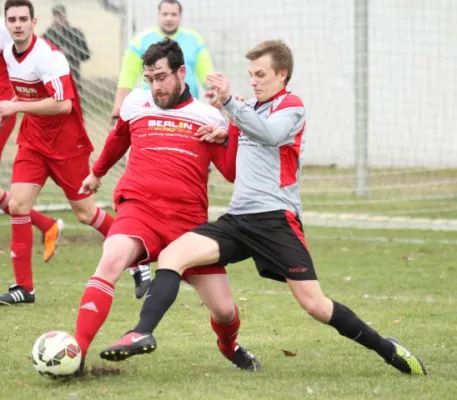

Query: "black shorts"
(192, 211), (317, 282)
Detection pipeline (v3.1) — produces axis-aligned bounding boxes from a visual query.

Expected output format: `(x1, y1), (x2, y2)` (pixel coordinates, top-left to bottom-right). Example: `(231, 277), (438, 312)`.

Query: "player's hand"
(0, 101), (19, 117)
(206, 73), (231, 105)
(204, 89), (223, 110)
(79, 172), (102, 195)
(195, 125), (229, 144)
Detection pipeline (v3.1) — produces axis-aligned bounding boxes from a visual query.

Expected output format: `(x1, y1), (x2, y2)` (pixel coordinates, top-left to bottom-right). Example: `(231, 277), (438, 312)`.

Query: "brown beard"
(153, 75), (182, 109)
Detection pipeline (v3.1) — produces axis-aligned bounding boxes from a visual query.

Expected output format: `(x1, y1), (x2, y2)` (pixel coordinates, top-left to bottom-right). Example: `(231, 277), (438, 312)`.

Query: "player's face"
(5, 6), (37, 45)
(144, 58), (186, 109)
(158, 3), (181, 35)
(248, 54), (288, 102)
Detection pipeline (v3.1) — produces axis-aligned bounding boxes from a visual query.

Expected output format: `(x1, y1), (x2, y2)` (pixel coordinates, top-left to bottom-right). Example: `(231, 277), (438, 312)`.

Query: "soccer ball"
(32, 331), (82, 379)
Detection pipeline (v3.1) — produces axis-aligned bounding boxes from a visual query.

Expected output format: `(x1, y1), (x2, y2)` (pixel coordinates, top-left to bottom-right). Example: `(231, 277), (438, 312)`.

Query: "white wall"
(132, 0), (457, 168)
(6, 0), (456, 168)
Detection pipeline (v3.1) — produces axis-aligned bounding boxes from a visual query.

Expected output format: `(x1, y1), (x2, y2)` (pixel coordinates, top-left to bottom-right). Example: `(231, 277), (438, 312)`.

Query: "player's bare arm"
(0, 97), (71, 117)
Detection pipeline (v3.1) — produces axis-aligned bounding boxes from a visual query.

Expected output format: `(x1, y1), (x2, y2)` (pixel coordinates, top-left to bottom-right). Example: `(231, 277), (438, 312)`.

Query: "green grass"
(0, 213), (456, 399)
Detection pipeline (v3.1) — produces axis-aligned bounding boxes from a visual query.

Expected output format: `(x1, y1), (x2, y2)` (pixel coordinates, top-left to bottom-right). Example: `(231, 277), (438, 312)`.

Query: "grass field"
(0, 212), (456, 400)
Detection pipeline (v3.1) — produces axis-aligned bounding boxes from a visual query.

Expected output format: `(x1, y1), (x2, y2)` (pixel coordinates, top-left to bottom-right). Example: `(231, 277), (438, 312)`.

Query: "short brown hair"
(4, 0), (34, 19)
(245, 40), (294, 85)
(158, 0), (182, 14)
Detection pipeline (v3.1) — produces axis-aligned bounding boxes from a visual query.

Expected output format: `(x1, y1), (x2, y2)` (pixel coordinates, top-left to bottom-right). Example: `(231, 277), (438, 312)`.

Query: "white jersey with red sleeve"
(96, 88), (236, 214)
(0, 25), (14, 100)
(3, 34), (93, 159)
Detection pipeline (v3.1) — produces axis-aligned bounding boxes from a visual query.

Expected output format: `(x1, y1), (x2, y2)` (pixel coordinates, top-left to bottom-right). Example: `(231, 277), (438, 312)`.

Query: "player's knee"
(8, 197), (32, 215)
(94, 253), (127, 285)
(73, 208), (94, 225)
(210, 302), (237, 323)
(157, 247), (184, 273)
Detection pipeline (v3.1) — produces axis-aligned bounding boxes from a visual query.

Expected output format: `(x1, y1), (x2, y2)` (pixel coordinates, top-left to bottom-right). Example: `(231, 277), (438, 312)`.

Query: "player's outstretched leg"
(74, 235), (145, 362)
(99, 268), (181, 361)
(188, 274), (261, 372)
(287, 280), (426, 376)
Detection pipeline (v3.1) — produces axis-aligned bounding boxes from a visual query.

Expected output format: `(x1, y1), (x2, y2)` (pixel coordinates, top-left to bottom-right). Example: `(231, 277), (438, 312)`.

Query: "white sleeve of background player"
(0, 25), (12, 51)
(36, 48), (74, 101)
(0, 25), (11, 51)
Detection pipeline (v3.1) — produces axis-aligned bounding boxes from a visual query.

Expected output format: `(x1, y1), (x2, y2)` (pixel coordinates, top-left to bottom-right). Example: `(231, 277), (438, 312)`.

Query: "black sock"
(134, 269), (181, 334)
(328, 300), (395, 361)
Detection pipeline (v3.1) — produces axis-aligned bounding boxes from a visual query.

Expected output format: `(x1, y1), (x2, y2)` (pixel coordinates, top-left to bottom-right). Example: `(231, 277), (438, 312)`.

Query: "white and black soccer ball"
(32, 331), (82, 379)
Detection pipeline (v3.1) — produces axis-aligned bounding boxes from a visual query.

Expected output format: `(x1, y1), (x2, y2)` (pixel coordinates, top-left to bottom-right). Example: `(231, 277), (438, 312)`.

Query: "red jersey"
(93, 88), (238, 216)
(3, 34), (93, 159)
(0, 26), (14, 100)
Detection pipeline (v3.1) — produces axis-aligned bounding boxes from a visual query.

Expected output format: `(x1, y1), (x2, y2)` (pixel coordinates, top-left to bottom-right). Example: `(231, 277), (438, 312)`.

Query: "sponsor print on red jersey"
(3, 34), (93, 159)
(92, 88), (238, 216)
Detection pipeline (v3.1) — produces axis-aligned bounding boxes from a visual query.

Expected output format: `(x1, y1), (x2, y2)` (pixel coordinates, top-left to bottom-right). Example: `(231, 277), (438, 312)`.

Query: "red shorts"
(107, 199), (226, 279)
(11, 146), (91, 201)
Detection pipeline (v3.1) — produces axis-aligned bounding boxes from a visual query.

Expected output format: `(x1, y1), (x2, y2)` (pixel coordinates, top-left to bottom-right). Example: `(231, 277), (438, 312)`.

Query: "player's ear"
(177, 65), (186, 81)
(32, 17), (38, 27)
(278, 70), (287, 84)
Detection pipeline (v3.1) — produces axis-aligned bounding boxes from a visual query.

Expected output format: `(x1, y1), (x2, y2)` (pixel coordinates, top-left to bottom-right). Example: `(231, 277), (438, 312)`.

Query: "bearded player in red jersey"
(0, 0), (117, 305)
(73, 38), (260, 373)
(0, 24), (63, 274)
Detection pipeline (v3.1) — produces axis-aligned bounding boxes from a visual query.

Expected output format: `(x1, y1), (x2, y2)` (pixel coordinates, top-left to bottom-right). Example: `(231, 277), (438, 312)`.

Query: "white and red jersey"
(3, 34), (93, 159)
(0, 25), (14, 100)
(93, 88), (238, 215)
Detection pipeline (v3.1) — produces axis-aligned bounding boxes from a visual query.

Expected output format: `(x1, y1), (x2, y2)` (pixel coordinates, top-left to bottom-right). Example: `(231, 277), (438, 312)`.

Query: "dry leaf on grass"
(281, 349), (297, 357)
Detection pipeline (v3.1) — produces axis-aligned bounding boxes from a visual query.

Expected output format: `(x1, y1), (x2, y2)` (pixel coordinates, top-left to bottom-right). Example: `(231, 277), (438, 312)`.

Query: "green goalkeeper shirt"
(117, 26), (214, 98)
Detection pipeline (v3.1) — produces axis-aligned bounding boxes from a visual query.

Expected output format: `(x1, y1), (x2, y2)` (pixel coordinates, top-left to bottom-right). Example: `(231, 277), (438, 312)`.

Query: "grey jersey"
(224, 90), (306, 216)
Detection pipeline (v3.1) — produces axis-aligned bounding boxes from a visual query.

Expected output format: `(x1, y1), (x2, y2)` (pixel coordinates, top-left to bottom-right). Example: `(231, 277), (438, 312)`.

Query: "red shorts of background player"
(107, 198), (226, 280)
(11, 146), (92, 201)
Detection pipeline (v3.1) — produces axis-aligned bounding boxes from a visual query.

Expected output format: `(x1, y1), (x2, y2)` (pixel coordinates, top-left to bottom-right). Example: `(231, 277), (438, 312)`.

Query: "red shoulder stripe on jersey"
(272, 93), (304, 113)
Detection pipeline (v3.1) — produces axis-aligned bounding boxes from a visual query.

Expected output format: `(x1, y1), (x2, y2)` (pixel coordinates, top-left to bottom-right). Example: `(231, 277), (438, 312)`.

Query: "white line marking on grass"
(1, 221), (455, 246)
(309, 233), (457, 245)
(32, 280), (454, 304)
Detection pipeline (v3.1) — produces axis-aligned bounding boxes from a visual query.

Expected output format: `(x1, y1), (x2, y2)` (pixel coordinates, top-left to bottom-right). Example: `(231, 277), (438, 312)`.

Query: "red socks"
(11, 214), (33, 292)
(89, 208), (114, 237)
(75, 277), (114, 357)
(210, 305), (240, 357)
